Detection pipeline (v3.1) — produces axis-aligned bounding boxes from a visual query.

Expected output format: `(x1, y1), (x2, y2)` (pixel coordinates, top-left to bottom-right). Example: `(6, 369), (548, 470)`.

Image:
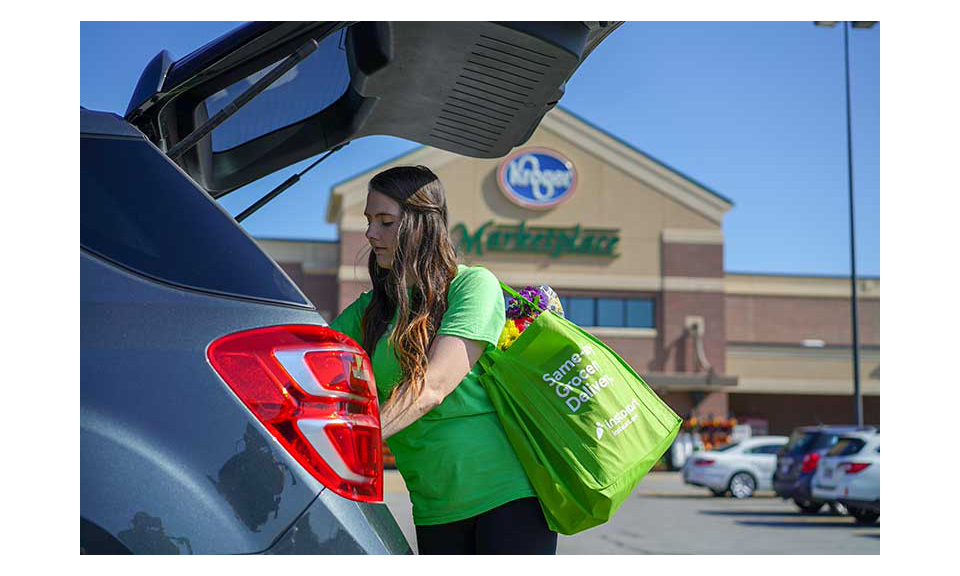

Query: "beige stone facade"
(257, 107), (879, 435)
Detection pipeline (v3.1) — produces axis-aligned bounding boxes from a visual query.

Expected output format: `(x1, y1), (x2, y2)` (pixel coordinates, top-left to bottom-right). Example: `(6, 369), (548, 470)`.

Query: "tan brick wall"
(658, 291), (726, 374)
(592, 336), (658, 372)
(729, 393), (880, 436)
(726, 294), (880, 346)
(339, 230), (370, 271)
(658, 392), (694, 418)
(654, 391), (729, 421)
(692, 391), (729, 421)
(338, 280), (373, 313)
(727, 346), (880, 386)
(276, 262), (339, 319)
(662, 243), (724, 278)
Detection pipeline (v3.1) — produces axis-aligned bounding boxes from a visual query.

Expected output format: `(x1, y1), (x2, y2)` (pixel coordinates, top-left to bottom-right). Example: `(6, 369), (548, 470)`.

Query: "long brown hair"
(360, 165), (459, 401)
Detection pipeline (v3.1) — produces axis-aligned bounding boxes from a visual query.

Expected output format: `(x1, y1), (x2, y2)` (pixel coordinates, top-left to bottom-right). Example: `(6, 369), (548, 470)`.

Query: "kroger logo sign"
(497, 148), (577, 210)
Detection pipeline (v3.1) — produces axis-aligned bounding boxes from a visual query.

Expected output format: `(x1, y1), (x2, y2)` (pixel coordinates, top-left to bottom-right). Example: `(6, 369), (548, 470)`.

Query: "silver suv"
(81, 21), (621, 554)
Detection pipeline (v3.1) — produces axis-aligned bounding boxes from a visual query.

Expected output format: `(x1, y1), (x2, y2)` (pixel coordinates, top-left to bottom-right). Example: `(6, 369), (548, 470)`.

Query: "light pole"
(814, 21), (877, 428)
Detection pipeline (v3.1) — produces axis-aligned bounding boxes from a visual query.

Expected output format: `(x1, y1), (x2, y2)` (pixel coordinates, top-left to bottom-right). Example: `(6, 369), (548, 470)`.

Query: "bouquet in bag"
(497, 285), (564, 351)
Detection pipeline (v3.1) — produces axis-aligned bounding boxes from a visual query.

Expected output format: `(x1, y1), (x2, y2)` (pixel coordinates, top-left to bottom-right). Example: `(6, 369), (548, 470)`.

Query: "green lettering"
(514, 221), (532, 250)
(454, 221), (619, 258)
(553, 225), (580, 256)
(500, 224), (518, 250)
(530, 230), (547, 252)
(578, 233), (596, 254)
(487, 229), (504, 251)
(452, 221), (491, 255)
(606, 235), (620, 255)
(545, 229), (558, 253)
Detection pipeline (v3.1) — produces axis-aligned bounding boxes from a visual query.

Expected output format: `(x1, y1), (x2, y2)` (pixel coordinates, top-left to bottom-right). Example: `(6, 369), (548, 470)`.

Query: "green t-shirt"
(329, 264), (536, 525)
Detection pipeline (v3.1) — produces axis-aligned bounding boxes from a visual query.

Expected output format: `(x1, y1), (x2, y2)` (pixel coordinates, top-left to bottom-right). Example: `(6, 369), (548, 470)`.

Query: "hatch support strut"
(166, 38), (319, 161)
(235, 142), (347, 223)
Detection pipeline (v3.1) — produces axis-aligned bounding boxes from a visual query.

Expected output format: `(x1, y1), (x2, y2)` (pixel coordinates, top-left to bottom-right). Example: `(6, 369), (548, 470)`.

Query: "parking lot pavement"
(383, 469), (417, 548)
(382, 470), (879, 554)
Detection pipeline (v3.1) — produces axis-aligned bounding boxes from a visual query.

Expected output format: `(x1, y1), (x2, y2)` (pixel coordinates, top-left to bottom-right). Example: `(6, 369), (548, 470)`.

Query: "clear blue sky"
(80, 21), (879, 277)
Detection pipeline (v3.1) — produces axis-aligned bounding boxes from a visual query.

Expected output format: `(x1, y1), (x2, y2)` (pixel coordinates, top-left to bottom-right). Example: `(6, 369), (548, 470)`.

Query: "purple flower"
(506, 286), (550, 319)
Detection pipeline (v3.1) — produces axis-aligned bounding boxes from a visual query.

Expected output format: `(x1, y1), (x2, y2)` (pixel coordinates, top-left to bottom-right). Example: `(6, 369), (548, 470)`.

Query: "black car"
(772, 424), (878, 514)
(81, 21), (621, 554)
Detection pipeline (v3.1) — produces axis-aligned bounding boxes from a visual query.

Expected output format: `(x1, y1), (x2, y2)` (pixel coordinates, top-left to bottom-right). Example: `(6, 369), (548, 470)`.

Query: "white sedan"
(811, 431), (880, 524)
(682, 436), (788, 498)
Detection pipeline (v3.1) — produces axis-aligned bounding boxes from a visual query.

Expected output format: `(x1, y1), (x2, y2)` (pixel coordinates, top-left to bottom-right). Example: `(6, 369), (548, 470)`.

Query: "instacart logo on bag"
(597, 399), (642, 438)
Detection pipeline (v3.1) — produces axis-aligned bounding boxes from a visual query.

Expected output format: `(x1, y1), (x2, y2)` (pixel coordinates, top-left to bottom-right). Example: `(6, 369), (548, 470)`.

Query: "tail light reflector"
(801, 452), (820, 473)
(694, 458), (715, 466)
(207, 325), (382, 502)
(841, 462), (872, 474)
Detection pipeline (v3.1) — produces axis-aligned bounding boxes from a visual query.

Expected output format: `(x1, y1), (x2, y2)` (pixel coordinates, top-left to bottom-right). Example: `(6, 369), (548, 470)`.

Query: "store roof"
(326, 105), (735, 224)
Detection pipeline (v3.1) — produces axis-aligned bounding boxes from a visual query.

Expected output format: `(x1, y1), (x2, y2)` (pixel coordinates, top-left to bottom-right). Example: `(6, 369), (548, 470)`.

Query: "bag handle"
(473, 265), (549, 315)
(498, 280), (548, 315)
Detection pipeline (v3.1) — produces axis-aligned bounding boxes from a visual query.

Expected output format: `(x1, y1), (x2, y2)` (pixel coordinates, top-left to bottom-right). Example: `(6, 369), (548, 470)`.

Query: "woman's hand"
(379, 334), (486, 439)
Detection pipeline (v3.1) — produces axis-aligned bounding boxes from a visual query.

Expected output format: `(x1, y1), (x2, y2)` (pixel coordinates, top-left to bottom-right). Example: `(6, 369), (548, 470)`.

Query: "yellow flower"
(497, 319), (521, 350)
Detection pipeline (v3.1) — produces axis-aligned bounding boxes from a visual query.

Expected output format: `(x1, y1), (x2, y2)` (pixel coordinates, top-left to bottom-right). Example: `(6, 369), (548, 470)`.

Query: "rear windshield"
(784, 431), (818, 454)
(80, 135), (310, 307)
(205, 29), (350, 152)
(827, 437), (868, 457)
(785, 430), (851, 453)
(713, 443), (740, 452)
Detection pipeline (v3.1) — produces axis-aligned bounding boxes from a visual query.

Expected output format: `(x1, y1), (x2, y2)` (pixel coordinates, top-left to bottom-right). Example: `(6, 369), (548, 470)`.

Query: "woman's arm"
(379, 334), (486, 439)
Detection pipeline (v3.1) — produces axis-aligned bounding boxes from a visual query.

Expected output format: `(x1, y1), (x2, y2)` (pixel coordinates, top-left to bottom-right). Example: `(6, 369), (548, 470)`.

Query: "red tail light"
(207, 325), (382, 502)
(694, 458), (715, 466)
(801, 452), (820, 473)
(842, 462), (872, 474)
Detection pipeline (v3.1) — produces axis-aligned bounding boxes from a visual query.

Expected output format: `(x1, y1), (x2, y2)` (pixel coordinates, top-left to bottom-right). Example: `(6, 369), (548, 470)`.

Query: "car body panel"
(81, 110), (313, 309)
(126, 21), (622, 196)
(773, 425), (876, 503)
(265, 490), (412, 554)
(682, 436), (788, 494)
(82, 107), (146, 138)
(812, 433), (880, 511)
(81, 251), (335, 553)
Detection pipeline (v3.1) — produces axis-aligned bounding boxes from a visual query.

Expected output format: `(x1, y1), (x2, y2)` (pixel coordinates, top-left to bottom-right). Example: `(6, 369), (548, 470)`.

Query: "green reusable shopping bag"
(478, 282), (682, 535)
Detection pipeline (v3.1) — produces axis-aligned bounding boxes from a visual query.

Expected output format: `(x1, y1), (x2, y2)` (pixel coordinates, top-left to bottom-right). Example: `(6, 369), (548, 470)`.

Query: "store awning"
(641, 372), (738, 391)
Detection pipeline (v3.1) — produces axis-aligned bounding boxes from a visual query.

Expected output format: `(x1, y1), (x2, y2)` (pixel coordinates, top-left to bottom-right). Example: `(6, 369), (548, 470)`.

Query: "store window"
(558, 296), (656, 328)
(597, 298), (625, 327)
(566, 296), (595, 326)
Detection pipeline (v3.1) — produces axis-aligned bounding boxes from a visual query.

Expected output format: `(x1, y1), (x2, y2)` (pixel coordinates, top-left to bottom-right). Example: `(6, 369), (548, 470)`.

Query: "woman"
(329, 165), (557, 555)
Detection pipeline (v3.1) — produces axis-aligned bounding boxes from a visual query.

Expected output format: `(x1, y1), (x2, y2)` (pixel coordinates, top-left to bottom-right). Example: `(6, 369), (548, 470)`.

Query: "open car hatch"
(126, 21), (622, 198)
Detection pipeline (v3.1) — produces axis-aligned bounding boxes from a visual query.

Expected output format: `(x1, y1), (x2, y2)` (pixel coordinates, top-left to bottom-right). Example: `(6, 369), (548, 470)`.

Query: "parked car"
(773, 424), (877, 514)
(682, 436), (788, 498)
(81, 21), (621, 554)
(667, 431), (698, 470)
(811, 431), (880, 524)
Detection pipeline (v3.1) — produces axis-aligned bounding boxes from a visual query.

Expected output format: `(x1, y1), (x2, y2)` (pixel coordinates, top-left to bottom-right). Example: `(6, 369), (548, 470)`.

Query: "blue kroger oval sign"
(496, 148), (577, 210)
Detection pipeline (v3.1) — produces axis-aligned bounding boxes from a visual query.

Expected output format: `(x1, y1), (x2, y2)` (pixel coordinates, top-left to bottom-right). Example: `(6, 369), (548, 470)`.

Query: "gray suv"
(81, 21), (621, 554)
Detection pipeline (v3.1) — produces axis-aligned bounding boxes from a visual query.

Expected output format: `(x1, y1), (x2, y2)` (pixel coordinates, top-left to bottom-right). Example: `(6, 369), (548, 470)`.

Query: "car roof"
(81, 108), (145, 139)
(836, 431), (880, 441)
(741, 435), (788, 443)
(795, 425), (877, 434)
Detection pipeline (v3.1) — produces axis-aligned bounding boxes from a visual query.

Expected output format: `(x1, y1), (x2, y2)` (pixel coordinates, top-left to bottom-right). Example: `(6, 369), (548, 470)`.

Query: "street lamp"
(814, 21), (877, 428)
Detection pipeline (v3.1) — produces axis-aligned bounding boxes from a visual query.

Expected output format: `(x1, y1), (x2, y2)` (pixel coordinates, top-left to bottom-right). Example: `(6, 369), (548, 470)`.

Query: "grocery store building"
(256, 107), (880, 435)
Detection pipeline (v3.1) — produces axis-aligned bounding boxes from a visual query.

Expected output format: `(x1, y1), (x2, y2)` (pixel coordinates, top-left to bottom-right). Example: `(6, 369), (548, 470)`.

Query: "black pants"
(415, 497), (557, 555)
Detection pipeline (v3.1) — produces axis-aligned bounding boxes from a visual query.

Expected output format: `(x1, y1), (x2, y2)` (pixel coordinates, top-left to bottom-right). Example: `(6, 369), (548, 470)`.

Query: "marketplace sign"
(451, 220), (620, 257)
